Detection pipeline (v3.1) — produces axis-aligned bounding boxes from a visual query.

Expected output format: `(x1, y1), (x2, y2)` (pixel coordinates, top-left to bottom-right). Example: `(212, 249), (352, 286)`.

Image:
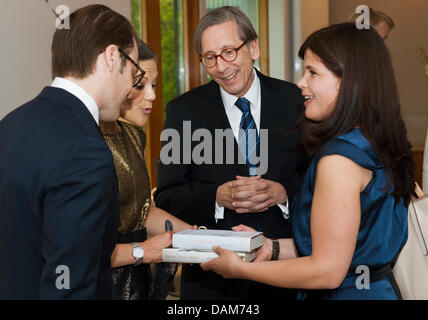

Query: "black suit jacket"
(155, 71), (307, 299)
(0, 87), (120, 299)
(155, 70), (306, 236)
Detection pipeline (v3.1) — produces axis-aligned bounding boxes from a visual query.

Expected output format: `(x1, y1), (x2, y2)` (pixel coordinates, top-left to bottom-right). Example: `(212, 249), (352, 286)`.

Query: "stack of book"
(162, 229), (264, 264)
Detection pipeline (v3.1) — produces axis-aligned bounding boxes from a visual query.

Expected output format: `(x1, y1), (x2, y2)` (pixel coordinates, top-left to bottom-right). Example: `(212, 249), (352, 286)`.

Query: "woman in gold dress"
(100, 39), (191, 300)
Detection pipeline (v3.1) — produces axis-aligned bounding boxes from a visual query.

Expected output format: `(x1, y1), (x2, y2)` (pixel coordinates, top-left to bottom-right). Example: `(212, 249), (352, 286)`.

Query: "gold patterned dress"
(101, 119), (152, 300)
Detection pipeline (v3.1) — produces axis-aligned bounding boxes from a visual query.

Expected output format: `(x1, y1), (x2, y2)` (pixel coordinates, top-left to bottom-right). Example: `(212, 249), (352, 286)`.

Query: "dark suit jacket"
(155, 70), (307, 299)
(0, 87), (120, 299)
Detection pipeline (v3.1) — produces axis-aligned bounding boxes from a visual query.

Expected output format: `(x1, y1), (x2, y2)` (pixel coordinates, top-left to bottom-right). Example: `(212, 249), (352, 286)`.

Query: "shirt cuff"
(215, 202), (225, 223)
(277, 202), (290, 220)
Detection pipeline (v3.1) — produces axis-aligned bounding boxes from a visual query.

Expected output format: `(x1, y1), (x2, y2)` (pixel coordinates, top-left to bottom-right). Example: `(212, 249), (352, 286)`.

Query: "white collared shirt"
(51, 77), (99, 125)
(215, 69), (289, 221)
(220, 69), (261, 140)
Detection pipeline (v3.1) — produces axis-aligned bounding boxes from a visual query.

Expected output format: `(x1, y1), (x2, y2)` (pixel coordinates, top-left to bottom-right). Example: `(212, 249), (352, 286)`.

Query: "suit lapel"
(258, 70), (281, 130)
(198, 81), (232, 132)
(258, 71), (285, 179)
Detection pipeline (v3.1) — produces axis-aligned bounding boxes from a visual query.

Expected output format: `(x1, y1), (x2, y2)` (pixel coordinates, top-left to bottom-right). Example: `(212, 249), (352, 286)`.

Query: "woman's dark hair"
(136, 38), (157, 62)
(298, 22), (414, 206)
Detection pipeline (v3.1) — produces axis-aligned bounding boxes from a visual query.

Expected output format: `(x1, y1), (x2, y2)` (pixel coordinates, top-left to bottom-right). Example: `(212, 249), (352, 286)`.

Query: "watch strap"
(271, 239), (280, 261)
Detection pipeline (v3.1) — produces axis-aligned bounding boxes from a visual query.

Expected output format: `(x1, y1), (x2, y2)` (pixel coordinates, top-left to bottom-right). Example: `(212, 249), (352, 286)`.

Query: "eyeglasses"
(200, 42), (247, 68)
(118, 48), (145, 87)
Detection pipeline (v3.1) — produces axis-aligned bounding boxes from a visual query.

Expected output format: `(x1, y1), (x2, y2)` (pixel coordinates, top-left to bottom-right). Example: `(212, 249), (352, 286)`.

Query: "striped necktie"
(235, 97), (259, 176)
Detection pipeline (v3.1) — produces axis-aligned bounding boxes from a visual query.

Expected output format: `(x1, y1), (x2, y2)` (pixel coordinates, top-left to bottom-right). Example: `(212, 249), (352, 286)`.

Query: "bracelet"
(271, 239), (280, 260)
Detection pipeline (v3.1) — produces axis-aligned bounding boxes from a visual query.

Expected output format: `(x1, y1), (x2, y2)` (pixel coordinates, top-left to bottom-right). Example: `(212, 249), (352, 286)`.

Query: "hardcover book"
(172, 229), (264, 252)
(162, 248), (256, 264)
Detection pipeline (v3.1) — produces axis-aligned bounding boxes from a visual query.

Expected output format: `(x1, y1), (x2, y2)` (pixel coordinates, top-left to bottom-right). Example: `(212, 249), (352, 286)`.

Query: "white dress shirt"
(215, 69), (289, 221)
(51, 77), (99, 125)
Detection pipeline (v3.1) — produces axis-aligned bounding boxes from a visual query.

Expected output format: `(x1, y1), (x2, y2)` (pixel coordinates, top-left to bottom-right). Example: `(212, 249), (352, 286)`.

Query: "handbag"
(392, 183), (428, 299)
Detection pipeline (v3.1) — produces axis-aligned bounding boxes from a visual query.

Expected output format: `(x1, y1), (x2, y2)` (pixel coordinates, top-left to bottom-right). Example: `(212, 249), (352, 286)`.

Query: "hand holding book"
(231, 224), (273, 262)
(200, 245), (247, 279)
(141, 231), (174, 263)
(162, 227), (263, 264)
(200, 225), (276, 278)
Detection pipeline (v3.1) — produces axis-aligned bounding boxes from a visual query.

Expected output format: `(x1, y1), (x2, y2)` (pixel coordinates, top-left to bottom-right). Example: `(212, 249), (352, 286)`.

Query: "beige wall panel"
(0, 0), (131, 120)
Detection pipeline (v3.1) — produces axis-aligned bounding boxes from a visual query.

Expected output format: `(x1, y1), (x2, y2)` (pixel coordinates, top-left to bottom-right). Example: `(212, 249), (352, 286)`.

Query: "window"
(160, 0), (185, 119)
(130, 0), (142, 39)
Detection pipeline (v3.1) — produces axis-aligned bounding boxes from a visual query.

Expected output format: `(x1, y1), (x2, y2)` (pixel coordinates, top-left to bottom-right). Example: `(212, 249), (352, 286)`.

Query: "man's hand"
(216, 176), (269, 211)
(231, 176), (287, 214)
(216, 181), (235, 209)
(216, 176), (287, 214)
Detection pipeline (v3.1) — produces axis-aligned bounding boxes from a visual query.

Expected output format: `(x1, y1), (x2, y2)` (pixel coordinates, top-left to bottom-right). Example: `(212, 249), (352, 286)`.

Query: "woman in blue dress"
(201, 23), (415, 300)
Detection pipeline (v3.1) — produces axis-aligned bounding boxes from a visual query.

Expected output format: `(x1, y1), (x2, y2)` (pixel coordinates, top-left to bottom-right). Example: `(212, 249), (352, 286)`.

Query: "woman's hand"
(200, 246), (245, 279)
(232, 224), (272, 262)
(140, 231), (173, 263)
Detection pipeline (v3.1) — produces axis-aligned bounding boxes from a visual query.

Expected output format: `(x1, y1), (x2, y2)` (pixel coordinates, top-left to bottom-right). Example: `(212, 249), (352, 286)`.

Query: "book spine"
(162, 250), (219, 264)
(162, 249), (254, 263)
(251, 236), (264, 251)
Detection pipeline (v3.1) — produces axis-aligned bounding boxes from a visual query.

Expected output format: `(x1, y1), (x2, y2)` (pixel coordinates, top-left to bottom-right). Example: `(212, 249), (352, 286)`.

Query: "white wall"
(268, 0), (286, 80)
(0, 0), (131, 120)
(269, 0), (329, 83)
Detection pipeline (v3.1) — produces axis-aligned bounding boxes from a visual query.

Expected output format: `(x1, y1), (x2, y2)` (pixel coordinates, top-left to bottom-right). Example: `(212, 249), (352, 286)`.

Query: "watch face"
(133, 246), (144, 259)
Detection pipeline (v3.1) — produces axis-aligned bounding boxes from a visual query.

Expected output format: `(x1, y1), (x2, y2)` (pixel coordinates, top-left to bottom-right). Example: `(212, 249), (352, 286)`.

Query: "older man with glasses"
(155, 6), (307, 300)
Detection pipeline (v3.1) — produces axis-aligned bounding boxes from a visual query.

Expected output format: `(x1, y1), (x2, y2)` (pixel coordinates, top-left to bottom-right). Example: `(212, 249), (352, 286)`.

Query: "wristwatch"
(131, 242), (144, 266)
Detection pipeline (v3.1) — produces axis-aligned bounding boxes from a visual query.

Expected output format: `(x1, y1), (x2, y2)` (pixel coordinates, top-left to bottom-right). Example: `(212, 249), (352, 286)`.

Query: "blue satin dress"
(292, 128), (407, 300)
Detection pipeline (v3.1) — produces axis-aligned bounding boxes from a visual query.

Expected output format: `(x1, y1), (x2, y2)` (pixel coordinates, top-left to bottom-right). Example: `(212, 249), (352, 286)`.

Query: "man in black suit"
(155, 6), (306, 299)
(0, 5), (143, 299)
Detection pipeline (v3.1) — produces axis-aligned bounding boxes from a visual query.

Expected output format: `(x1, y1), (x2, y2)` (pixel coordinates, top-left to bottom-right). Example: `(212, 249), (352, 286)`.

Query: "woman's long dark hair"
(298, 23), (414, 206)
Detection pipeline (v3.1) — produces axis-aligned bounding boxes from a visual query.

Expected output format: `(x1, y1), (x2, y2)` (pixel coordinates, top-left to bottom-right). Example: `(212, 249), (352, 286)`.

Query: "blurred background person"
(100, 38), (192, 300)
(349, 6), (394, 41)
